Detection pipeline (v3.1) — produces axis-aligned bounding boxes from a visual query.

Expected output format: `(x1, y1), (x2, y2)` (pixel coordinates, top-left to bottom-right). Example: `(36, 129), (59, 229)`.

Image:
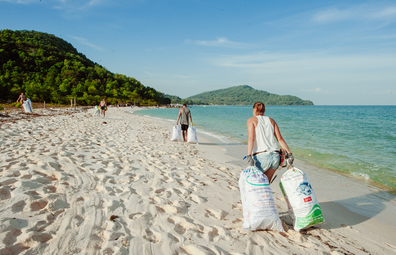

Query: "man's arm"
(247, 117), (255, 156)
(270, 118), (291, 154)
(176, 109), (182, 125)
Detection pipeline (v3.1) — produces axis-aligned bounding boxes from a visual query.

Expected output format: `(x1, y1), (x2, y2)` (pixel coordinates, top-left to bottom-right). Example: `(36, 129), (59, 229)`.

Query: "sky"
(1, 0), (395, 105)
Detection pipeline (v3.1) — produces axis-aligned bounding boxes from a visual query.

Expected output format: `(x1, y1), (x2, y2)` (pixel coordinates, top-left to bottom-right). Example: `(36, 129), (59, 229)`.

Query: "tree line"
(0, 29), (170, 106)
(184, 85), (314, 105)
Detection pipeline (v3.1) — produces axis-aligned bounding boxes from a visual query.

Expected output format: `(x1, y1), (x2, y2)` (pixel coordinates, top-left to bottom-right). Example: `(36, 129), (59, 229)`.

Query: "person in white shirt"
(246, 102), (294, 182)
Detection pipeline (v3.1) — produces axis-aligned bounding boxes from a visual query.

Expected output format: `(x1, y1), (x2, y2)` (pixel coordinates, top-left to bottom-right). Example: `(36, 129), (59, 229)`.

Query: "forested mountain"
(184, 85), (314, 105)
(164, 94), (182, 103)
(0, 29), (170, 105)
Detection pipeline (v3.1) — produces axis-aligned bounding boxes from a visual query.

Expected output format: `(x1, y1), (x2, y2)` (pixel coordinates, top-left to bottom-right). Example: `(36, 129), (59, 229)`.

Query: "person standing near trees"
(176, 104), (192, 142)
(16, 92), (26, 104)
(16, 92), (26, 111)
(99, 98), (107, 118)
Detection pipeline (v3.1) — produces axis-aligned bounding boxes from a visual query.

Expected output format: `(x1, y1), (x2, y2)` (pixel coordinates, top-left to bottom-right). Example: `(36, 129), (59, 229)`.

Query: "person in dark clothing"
(176, 104), (193, 142)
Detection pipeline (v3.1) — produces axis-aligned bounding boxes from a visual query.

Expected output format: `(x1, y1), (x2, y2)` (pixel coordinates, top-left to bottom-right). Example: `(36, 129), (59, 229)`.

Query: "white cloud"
(0, 0), (107, 11)
(185, 37), (253, 48)
(68, 36), (104, 51)
(52, 0), (107, 11)
(312, 5), (396, 23)
(312, 8), (353, 23)
(202, 50), (396, 95)
(208, 51), (396, 73)
(0, 0), (39, 3)
(372, 6), (396, 19)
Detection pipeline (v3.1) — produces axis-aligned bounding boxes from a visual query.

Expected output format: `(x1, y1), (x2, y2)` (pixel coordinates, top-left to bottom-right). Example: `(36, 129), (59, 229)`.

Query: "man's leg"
(182, 130), (187, 142)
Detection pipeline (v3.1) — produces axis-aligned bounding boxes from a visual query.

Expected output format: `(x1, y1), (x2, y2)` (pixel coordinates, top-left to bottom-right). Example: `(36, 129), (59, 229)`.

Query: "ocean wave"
(351, 172), (370, 181)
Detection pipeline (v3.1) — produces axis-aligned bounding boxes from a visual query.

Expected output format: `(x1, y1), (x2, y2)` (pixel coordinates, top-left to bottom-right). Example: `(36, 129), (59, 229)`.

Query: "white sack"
(239, 166), (284, 232)
(93, 109), (100, 116)
(171, 125), (182, 141)
(23, 98), (32, 113)
(279, 167), (325, 232)
(187, 126), (198, 143)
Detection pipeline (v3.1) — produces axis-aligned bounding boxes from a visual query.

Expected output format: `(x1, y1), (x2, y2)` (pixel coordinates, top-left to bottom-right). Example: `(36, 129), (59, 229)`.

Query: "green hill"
(184, 85), (314, 105)
(0, 29), (169, 105)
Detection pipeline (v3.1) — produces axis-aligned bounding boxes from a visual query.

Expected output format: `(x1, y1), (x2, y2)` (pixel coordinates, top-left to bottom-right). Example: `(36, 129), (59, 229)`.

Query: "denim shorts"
(253, 151), (280, 173)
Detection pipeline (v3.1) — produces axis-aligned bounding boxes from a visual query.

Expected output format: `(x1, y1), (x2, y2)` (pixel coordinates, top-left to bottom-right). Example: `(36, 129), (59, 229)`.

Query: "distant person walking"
(99, 98), (107, 118)
(16, 92), (26, 112)
(16, 92), (26, 104)
(176, 104), (192, 142)
(246, 102), (294, 183)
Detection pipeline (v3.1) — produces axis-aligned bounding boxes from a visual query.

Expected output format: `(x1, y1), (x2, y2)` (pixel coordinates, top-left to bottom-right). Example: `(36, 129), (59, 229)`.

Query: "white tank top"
(252, 116), (279, 154)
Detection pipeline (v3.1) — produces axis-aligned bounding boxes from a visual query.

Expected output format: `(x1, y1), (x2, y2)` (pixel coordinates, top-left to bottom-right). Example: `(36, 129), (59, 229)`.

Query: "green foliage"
(0, 105), (3, 110)
(12, 102), (21, 108)
(164, 94), (182, 104)
(0, 29), (167, 105)
(185, 85), (314, 105)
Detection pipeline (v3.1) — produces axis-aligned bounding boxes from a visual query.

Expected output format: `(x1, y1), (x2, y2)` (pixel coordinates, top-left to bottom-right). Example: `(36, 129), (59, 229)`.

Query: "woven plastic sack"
(171, 125), (182, 141)
(187, 126), (198, 143)
(93, 106), (100, 116)
(239, 166), (284, 232)
(279, 167), (325, 231)
(23, 98), (32, 113)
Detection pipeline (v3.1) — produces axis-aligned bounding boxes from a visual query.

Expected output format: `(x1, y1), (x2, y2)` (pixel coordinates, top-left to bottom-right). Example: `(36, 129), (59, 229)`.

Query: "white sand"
(0, 107), (395, 255)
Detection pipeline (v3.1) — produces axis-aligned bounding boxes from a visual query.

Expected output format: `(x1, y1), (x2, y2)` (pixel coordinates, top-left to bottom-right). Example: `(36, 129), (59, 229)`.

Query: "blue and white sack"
(239, 166), (284, 232)
(187, 125), (198, 143)
(93, 106), (100, 116)
(171, 125), (182, 141)
(23, 98), (32, 113)
(279, 167), (325, 231)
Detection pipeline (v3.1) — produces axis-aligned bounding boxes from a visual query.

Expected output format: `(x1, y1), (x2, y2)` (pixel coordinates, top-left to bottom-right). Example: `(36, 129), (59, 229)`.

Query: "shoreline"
(130, 108), (396, 229)
(0, 107), (395, 254)
(132, 106), (396, 194)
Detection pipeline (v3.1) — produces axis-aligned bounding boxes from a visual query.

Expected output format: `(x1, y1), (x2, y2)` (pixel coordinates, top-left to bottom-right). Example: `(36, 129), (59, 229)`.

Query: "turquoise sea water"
(134, 105), (396, 191)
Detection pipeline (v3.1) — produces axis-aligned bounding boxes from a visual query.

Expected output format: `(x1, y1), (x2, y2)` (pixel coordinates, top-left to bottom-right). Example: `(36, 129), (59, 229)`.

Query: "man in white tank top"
(246, 102), (293, 183)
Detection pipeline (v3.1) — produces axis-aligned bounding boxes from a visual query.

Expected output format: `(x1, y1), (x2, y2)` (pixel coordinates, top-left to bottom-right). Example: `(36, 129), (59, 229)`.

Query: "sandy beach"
(0, 107), (395, 255)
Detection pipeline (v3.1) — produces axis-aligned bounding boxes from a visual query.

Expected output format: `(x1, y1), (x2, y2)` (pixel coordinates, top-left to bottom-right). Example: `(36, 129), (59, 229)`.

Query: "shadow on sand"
(280, 191), (391, 231)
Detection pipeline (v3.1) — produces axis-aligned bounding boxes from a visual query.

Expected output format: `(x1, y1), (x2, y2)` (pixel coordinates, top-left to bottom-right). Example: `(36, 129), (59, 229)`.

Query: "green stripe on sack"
(296, 204), (324, 229)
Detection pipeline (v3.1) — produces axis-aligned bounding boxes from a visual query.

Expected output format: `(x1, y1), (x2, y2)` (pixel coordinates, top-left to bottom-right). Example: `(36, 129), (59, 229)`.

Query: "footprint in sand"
(156, 204), (179, 214)
(31, 233), (53, 243)
(30, 200), (48, 211)
(0, 187), (11, 200)
(167, 216), (203, 235)
(149, 197), (162, 205)
(143, 228), (161, 243)
(28, 220), (48, 232)
(11, 200), (26, 213)
(3, 229), (23, 245)
(182, 245), (217, 255)
(129, 212), (144, 220)
(71, 215), (85, 227)
(204, 209), (227, 220)
(0, 218), (28, 246)
(189, 194), (207, 204)
(44, 185), (57, 193)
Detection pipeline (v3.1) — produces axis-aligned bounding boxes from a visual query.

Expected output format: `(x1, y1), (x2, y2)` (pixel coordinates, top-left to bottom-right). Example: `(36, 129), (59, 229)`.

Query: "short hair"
(183, 103), (187, 107)
(253, 102), (265, 114)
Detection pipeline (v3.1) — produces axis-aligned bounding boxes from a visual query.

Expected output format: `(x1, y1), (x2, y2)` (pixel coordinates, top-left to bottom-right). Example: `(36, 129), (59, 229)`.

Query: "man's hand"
(286, 153), (294, 165)
(245, 155), (255, 166)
